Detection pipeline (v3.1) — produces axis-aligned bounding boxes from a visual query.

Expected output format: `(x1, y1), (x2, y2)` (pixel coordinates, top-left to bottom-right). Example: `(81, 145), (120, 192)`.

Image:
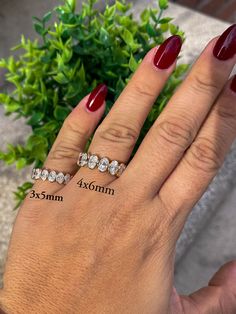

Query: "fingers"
(33, 84), (107, 192)
(75, 36), (182, 183)
(173, 261), (236, 314)
(124, 24), (236, 199)
(157, 76), (236, 229)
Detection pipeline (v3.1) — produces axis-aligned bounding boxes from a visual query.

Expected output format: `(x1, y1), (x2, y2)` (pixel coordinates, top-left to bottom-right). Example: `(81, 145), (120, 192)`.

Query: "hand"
(1, 25), (236, 314)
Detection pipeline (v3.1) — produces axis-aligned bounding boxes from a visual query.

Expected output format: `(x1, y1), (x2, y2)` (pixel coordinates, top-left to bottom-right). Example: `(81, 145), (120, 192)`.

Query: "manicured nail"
(153, 35), (182, 69)
(213, 24), (236, 60)
(86, 84), (108, 112)
(230, 75), (236, 93)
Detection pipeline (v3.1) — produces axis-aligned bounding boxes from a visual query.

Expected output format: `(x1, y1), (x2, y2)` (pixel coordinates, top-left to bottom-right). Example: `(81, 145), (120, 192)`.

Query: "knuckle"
(190, 72), (220, 95)
(50, 140), (81, 162)
(130, 79), (156, 100)
(216, 101), (236, 121)
(185, 137), (223, 173)
(96, 122), (139, 149)
(64, 116), (89, 139)
(156, 119), (195, 149)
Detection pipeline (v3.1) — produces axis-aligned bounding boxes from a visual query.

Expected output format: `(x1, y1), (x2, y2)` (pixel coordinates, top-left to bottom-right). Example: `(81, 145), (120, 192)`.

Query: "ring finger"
(76, 35), (182, 184)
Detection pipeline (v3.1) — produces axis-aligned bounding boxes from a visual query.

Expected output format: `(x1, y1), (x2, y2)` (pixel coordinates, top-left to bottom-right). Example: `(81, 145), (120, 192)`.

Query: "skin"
(0, 34), (236, 313)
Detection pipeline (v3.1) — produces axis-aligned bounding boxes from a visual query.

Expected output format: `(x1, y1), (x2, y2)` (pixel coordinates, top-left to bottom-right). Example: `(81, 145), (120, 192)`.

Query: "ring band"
(31, 168), (72, 184)
(77, 152), (126, 177)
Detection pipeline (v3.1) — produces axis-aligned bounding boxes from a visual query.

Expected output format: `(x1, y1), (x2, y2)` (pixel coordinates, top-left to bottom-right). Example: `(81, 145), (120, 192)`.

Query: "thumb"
(172, 261), (236, 314)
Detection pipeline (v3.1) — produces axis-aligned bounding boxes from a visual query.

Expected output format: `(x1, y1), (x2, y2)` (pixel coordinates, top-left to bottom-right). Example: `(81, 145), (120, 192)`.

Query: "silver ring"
(77, 152), (126, 177)
(31, 168), (72, 184)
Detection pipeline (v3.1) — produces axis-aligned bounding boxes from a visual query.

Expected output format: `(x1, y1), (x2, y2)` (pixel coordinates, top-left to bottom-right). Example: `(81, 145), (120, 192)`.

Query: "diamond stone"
(88, 155), (99, 169)
(41, 169), (49, 181)
(56, 172), (65, 184)
(78, 153), (89, 167)
(98, 157), (110, 172)
(48, 170), (57, 182)
(64, 174), (71, 184)
(108, 160), (119, 176)
(116, 163), (126, 177)
(35, 168), (42, 179)
(31, 168), (36, 179)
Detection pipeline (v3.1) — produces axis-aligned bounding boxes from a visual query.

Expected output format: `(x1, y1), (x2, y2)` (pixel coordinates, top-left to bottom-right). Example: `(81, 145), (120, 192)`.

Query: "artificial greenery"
(0, 0), (189, 209)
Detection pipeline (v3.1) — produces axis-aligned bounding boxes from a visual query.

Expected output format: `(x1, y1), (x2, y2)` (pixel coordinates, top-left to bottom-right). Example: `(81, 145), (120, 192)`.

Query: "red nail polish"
(153, 35), (182, 70)
(213, 24), (236, 60)
(230, 75), (236, 93)
(86, 84), (108, 112)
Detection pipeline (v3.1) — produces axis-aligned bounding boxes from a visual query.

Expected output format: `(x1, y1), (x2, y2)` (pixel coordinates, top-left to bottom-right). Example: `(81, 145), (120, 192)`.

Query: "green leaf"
(43, 11), (52, 23)
(129, 54), (138, 72)
(27, 112), (44, 126)
(159, 0), (168, 10)
(34, 23), (45, 35)
(53, 106), (71, 121)
(121, 29), (134, 47)
(16, 158), (27, 170)
(53, 72), (69, 84)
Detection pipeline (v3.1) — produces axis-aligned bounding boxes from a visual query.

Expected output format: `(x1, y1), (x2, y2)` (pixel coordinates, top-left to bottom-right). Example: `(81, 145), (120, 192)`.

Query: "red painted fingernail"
(86, 84), (108, 112)
(213, 24), (236, 60)
(230, 75), (236, 93)
(153, 35), (182, 70)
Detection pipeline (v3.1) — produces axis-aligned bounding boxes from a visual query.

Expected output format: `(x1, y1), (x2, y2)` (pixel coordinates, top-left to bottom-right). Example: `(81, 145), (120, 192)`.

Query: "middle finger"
(123, 25), (236, 199)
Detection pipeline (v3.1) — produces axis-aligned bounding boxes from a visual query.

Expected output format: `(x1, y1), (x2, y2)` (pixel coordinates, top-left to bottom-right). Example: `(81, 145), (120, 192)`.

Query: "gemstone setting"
(41, 169), (49, 181)
(64, 174), (71, 184)
(35, 168), (42, 179)
(98, 157), (110, 172)
(116, 163), (126, 177)
(48, 170), (57, 182)
(56, 172), (65, 184)
(108, 160), (119, 176)
(88, 154), (99, 169)
(78, 153), (89, 167)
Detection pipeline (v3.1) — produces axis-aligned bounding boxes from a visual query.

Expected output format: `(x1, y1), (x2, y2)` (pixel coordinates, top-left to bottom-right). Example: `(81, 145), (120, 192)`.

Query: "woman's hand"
(1, 25), (236, 314)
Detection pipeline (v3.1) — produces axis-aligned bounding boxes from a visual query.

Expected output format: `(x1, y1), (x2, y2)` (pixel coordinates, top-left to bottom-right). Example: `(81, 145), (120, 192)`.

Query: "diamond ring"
(77, 152), (126, 177)
(31, 168), (72, 184)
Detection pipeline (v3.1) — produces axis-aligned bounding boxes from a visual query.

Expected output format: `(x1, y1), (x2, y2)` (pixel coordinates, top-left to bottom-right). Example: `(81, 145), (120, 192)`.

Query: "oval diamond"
(78, 153), (89, 167)
(56, 172), (65, 184)
(98, 157), (110, 172)
(88, 155), (99, 169)
(48, 170), (57, 182)
(108, 160), (119, 176)
(41, 169), (49, 181)
(116, 163), (126, 177)
(35, 168), (42, 179)
(64, 174), (71, 184)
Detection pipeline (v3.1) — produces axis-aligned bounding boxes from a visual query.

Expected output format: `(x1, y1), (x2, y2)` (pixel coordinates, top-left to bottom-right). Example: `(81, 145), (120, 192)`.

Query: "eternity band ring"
(31, 168), (72, 184)
(77, 152), (126, 177)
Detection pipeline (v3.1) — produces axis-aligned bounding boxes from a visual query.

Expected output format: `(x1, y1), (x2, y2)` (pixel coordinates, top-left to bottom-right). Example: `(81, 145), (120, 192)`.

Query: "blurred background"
(170, 0), (236, 23)
(0, 0), (236, 296)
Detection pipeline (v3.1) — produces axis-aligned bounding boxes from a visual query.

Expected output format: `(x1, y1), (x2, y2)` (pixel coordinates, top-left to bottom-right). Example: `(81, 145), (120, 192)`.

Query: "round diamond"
(64, 174), (71, 184)
(41, 169), (49, 181)
(48, 171), (57, 182)
(108, 160), (119, 176)
(98, 157), (110, 172)
(35, 168), (42, 179)
(78, 153), (89, 167)
(31, 168), (36, 179)
(56, 172), (65, 184)
(88, 154), (99, 169)
(116, 163), (126, 177)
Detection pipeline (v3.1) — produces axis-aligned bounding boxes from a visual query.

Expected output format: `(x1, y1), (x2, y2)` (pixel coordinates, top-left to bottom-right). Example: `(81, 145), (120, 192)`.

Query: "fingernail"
(153, 35), (182, 69)
(230, 75), (236, 93)
(86, 84), (108, 112)
(213, 24), (236, 60)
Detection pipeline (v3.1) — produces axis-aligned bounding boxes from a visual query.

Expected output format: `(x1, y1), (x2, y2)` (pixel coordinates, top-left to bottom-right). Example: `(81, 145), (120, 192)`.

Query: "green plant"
(0, 0), (189, 209)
